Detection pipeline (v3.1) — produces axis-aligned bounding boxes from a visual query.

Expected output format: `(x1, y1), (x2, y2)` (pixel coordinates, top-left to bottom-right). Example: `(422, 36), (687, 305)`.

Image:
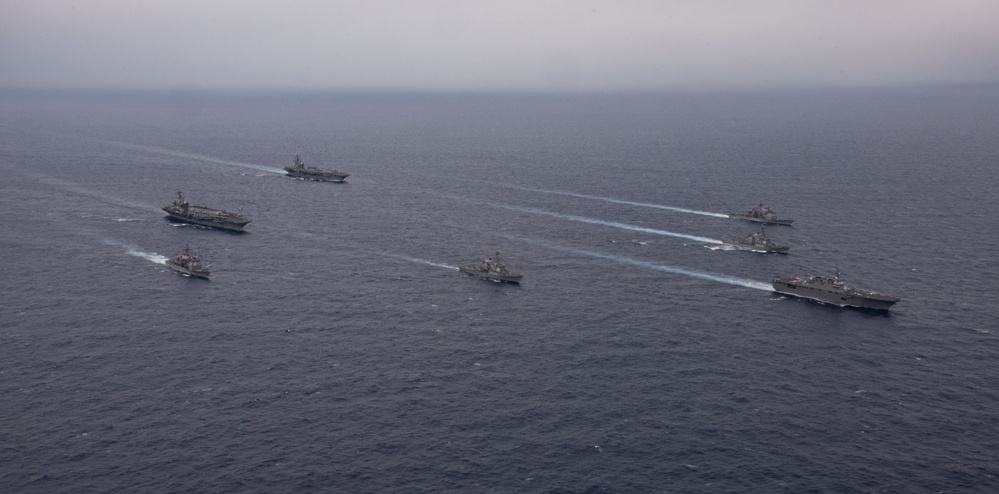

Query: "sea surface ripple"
(2, 88), (998, 493)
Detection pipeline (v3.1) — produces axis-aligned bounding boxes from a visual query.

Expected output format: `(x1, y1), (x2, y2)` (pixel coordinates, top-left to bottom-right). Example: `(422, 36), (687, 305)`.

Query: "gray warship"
(459, 252), (523, 284)
(722, 227), (789, 253)
(772, 269), (899, 311)
(729, 203), (793, 226)
(165, 245), (210, 279)
(162, 192), (250, 232)
(284, 155), (349, 183)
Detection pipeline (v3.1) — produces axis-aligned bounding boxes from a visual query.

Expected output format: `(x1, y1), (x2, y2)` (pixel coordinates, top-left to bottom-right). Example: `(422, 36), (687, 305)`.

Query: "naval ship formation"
(151, 158), (901, 311)
(284, 155), (350, 183)
(723, 202), (900, 309)
(162, 192), (250, 232)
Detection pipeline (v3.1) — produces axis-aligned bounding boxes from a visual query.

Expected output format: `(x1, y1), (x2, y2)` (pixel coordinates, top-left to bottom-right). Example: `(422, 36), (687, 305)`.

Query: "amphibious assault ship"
(162, 192), (250, 232)
(730, 203), (793, 226)
(284, 155), (349, 183)
(722, 227), (789, 253)
(166, 245), (210, 279)
(459, 252), (523, 284)
(772, 269), (899, 310)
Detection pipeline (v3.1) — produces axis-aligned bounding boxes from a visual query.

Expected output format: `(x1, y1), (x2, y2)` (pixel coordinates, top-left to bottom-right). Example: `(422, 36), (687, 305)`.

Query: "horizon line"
(3, 81), (998, 96)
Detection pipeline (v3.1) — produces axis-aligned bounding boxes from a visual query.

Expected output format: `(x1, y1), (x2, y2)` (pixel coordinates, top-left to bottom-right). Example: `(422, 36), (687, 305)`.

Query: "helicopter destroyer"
(729, 203), (793, 226)
(772, 269), (899, 310)
(722, 227), (789, 253)
(459, 252), (523, 284)
(162, 192), (250, 232)
(284, 155), (349, 183)
(165, 245), (210, 279)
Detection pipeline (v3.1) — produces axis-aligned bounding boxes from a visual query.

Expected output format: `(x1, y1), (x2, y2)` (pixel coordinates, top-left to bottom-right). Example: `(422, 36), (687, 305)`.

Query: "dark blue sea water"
(2, 87), (998, 493)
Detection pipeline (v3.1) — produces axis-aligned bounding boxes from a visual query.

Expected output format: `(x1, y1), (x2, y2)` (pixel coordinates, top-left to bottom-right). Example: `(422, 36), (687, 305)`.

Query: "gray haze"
(2, 0), (998, 91)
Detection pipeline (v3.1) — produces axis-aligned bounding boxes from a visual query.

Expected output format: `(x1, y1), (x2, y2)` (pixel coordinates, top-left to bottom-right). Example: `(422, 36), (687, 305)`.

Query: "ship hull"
(459, 266), (522, 284)
(729, 214), (793, 226)
(285, 169), (349, 183)
(722, 240), (789, 253)
(164, 212), (249, 231)
(772, 280), (898, 310)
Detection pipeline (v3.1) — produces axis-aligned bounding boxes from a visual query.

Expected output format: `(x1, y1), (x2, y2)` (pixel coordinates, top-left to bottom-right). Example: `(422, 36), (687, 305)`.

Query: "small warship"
(772, 269), (899, 311)
(730, 203), (793, 226)
(165, 245), (210, 279)
(162, 192), (250, 232)
(284, 155), (349, 183)
(722, 227), (789, 253)
(459, 252), (523, 284)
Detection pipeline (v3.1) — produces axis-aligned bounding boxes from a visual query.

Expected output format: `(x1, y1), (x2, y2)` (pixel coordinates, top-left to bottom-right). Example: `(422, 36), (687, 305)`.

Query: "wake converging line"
(95, 139), (285, 174)
(30, 174), (162, 213)
(503, 185), (730, 218)
(502, 235), (772, 291)
(485, 202), (723, 244)
(378, 252), (458, 270)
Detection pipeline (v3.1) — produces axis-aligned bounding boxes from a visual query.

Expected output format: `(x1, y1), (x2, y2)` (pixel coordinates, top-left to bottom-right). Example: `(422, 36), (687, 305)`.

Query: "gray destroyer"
(166, 245), (210, 279)
(730, 203), (793, 226)
(772, 269), (899, 310)
(162, 192), (250, 232)
(722, 227), (789, 253)
(459, 252), (523, 284)
(285, 155), (349, 183)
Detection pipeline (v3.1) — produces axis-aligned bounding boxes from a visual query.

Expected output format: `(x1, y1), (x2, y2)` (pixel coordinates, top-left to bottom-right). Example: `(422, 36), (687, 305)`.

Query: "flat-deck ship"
(162, 192), (250, 232)
(772, 270), (899, 310)
(284, 155), (349, 183)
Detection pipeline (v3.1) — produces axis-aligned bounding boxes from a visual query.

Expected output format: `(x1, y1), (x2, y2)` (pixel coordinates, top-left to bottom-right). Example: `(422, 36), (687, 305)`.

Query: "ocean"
(1, 87), (997, 493)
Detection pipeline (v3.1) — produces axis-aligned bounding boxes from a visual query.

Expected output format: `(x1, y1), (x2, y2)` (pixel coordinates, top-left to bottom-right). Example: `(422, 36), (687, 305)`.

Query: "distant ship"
(166, 245), (210, 279)
(772, 269), (899, 310)
(722, 227), (789, 253)
(459, 252), (523, 284)
(729, 203), (793, 226)
(162, 192), (250, 232)
(284, 155), (349, 183)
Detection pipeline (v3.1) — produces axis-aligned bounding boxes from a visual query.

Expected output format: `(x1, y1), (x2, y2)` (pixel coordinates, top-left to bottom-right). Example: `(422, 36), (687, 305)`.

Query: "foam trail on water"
(486, 202), (723, 244)
(30, 174), (161, 213)
(505, 185), (730, 218)
(380, 252), (458, 270)
(102, 239), (168, 265)
(504, 235), (772, 291)
(96, 139), (285, 174)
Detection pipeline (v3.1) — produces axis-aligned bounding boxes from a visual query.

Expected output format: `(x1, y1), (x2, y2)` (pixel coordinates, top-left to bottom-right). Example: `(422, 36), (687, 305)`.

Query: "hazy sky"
(2, 0), (998, 91)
